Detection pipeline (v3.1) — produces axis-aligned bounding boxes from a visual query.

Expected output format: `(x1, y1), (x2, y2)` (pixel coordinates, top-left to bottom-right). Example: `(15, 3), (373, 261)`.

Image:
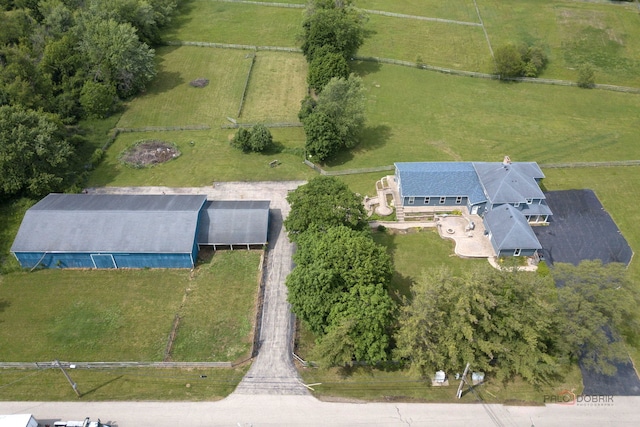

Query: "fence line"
(0, 361), (233, 369)
(304, 159), (394, 176)
(213, 0), (304, 8)
(472, 0), (494, 58)
(361, 9), (481, 26)
(221, 122), (302, 129)
(541, 160), (640, 168)
(165, 40), (302, 53)
(115, 125), (211, 133)
(238, 53), (257, 118)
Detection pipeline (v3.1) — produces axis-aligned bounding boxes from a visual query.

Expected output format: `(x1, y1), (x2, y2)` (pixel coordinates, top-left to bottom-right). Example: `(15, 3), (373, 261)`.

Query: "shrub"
(230, 127), (252, 152)
(577, 63), (596, 88)
(495, 43), (548, 78)
(230, 125), (273, 153)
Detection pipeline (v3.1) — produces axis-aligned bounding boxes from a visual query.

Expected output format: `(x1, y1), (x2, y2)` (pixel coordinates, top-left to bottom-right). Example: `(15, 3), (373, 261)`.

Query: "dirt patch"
(190, 78), (209, 88)
(119, 140), (181, 168)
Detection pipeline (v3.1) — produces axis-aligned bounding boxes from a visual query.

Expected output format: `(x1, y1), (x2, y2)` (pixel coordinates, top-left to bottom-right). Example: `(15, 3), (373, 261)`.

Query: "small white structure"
(0, 414), (39, 427)
(432, 370), (448, 386)
(472, 372), (485, 385)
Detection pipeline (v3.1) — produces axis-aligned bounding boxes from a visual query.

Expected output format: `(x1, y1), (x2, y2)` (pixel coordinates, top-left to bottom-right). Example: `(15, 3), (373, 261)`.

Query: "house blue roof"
(484, 204), (542, 251)
(395, 162), (486, 204)
(473, 162), (545, 205)
(11, 194), (207, 254)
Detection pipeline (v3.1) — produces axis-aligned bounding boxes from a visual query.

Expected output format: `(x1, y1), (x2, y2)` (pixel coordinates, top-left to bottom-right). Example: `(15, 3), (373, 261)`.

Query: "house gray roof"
(197, 200), (270, 246)
(484, 204), (542, 251)
(395, 162), (486, 204)
(11, 194), (207, 254)
(473, 162), (545, 205)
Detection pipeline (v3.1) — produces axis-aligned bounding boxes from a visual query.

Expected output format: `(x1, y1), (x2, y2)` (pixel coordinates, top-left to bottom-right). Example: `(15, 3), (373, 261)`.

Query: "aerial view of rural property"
(1, 0), (640, 425)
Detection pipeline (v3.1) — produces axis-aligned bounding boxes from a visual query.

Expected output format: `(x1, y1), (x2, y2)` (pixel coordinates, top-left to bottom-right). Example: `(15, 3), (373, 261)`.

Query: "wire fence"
(115, 125), (211, 133)
(541, 160), (640, 168)
(361, 8), (481, 26)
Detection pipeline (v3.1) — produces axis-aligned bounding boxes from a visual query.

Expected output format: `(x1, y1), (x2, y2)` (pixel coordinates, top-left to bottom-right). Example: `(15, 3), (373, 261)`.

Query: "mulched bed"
(120, 140), (181, 167)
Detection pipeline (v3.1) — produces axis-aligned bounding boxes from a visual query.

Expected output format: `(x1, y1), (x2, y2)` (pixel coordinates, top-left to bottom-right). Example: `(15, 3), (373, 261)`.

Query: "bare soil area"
(120, 140), (181, 167)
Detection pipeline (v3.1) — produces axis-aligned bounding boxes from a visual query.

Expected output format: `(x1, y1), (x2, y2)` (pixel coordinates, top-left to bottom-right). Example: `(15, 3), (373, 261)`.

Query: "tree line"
(285, 176), (639, 385)
(0, 0), (178, 198)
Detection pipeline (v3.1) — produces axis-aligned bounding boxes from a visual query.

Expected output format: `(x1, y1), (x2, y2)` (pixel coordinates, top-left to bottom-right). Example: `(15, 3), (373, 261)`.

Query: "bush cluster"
(230, 124), (273, 153)
(495, 43), (548, 78)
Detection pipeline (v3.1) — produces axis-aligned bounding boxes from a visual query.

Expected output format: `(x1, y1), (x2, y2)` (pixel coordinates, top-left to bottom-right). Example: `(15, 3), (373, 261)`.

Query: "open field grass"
(0, 367), (248, 401)
(479, 0), (640, 87)
(240, 52), (308, 123)
(359, 0), (478, 22)
(116, 46), (249, 128)
(164, 1), (302, 46)
(321, 60), (640, 171)
(87, 127), (311, 187)
(0, 252), (261, 362)
(360, 15), (491, 72)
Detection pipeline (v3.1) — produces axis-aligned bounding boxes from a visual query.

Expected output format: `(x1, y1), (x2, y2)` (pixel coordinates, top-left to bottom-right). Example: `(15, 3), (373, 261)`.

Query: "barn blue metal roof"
(11, 194), (207, 254)
(484, 204), (542, 251)
(395, 162), (486, 204)
(197, 200), (270, 246)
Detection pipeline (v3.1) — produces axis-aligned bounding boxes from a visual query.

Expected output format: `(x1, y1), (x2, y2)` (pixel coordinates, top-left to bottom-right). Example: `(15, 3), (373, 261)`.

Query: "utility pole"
(55, 359), (81, 397)
(456, 362), (471, 399)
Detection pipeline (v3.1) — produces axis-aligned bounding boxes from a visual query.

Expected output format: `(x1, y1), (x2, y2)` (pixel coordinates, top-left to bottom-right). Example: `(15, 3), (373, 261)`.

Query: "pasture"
(359, 0), (478, 22)
(479, 0), (640, 86)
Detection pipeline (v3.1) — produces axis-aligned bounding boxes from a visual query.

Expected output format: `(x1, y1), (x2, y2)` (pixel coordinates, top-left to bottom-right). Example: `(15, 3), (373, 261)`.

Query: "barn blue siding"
(14, 252), (193, 269)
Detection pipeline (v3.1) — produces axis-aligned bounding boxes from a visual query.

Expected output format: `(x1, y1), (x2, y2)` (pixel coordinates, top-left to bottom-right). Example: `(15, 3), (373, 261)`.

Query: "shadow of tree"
(351, 60), (382, 78)
(80, 374), (124, 397)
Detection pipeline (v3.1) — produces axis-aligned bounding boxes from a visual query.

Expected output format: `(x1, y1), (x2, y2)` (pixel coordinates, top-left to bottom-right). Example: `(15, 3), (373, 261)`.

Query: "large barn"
(11, 194), (270, 269)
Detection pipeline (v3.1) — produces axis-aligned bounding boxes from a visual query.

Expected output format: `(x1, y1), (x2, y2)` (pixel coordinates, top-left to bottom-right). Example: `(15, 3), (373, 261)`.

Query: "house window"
(439, 197), (446, 205)
(408, 197), (414, 205)
(514, 249), (521, 256)
(526, 198), (533, 205)
(513, 202), (520, 207)
(424, 197), (430, 204)
(456, 196), (462, 204)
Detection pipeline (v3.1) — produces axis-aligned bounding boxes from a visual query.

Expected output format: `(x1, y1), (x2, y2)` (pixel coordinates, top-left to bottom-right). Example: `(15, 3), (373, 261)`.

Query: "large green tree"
(302, 74), (366, 160)
(76, 16), (156, 97)
(553, 260), (638, 375)
(284, 176), (367, 240)
(287, 225), (395, 364)
(0, 105), (74, 197)
(395, 265), (562, 385)
(307, 46), (350, 92)
(300, 0), (365, 62)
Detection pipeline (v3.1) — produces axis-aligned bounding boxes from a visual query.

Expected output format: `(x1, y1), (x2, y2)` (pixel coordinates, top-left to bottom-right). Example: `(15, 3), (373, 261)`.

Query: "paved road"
(1, 395), (639, 426)
(89, 182), (308, 395)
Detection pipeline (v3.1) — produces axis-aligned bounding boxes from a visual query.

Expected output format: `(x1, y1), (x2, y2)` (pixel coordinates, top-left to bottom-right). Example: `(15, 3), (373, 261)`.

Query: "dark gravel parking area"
(534, 189), (633, 266)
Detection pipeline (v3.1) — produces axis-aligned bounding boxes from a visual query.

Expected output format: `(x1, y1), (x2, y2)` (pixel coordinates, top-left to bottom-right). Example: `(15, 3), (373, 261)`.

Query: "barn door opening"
(91, 254), (116, 269)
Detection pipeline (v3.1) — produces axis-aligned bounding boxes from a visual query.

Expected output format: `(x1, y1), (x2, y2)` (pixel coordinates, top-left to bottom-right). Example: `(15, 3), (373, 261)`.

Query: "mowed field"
(0, 251), (261, 362)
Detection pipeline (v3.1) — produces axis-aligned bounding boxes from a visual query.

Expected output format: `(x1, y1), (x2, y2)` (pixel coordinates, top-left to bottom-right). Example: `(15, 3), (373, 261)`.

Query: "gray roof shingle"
(11, 194), (207, 253)
(473, 162), (545, 205)
(197, 200), (270, 245)
(484, 204), (542, 251)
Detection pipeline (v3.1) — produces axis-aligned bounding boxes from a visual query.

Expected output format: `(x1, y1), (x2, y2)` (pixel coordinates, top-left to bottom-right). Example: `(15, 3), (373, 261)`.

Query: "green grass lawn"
(360, 15), (491, 72)
(171, 250), (261, 362)
(0, 367), (248, 401)
(0, 252), (262, 362)
(358, 0), (478, 22)
(116, 46), (250, 128)
(371, 228), (487, 299)
(87, 127), (311, 187)
(164, 1), (302, 47)
(299, 362), (583, 404)
(479, 0), (640, 87)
